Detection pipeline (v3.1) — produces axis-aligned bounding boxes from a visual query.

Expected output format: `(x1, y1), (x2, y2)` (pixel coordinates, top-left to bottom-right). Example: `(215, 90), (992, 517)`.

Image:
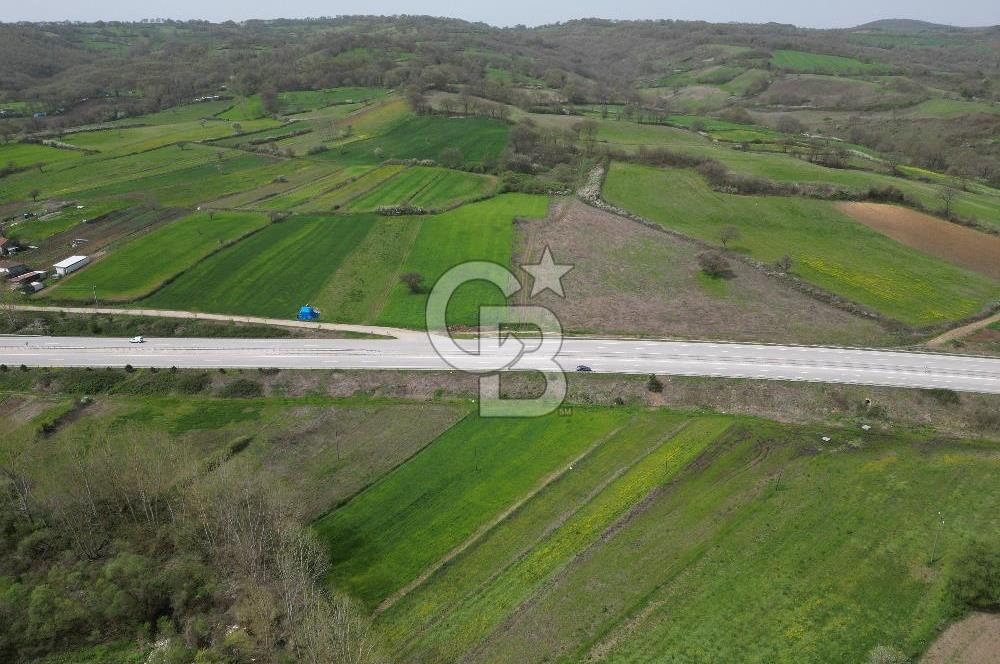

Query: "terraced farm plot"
(332, 115), (509, 166)
(0, 144), (233, 202)
(769, 49), (891, 74)
(0, 142), (85, 170)
(344, 167), (495, 212)
(9, 200), (131, 244)
(255, 165), (373, 210)
(46, 211), (267, 302)
(298, 165), (405, 212)
(73, 152), (294, 207)
(278, 86), (386, 114)
(314, 408), (632, 607)
(376, 193), (549, 328)
(61, 119), (279, 156)
(445, 421), (1000, 664)
(143, 215), (375, 318)
(113, 99), (235, 125)
(837, 202), (1000, 279)
(409, 169), (496, 209)
(391, 415), (730, 662)
(603, 163), (1000, 325)
(210, 120), (313, 148)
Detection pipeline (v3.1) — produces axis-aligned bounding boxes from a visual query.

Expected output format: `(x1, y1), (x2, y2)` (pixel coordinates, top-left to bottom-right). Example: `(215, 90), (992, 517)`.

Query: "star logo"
(521, 246), (573, 298)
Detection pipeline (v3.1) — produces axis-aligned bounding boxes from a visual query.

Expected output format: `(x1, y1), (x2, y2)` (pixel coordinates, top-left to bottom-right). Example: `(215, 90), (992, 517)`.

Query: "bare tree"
(718, 225), (741, 249)
(938, 186), (958, 218)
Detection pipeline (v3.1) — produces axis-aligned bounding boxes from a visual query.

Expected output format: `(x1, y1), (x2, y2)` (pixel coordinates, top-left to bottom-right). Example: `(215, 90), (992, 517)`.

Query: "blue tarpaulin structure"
(296, 305), (320, 321)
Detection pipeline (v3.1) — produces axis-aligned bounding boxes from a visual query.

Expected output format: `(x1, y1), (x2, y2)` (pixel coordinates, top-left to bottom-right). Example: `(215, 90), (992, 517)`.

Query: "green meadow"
(769, 49), (891, 74)
(603, 163), (999, 325)
(376, 193), (548, 328)
(332, 115), (510, 166)
(143, 214), (375, 318)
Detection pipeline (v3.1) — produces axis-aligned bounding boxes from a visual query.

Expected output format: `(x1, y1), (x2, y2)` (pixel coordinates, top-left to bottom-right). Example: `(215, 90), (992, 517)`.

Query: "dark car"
(576, 365), (593, 372)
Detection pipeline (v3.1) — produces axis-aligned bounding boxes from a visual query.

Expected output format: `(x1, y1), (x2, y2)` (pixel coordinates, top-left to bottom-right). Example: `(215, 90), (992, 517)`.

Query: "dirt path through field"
(925, 311), (1000, 348)
(921, 612), (1000, 663)
(836, 202), (1000, 280)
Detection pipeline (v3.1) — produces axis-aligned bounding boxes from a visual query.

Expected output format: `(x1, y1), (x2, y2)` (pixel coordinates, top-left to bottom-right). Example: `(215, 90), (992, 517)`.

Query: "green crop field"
(905, 98), (1000, 118)
(409, 169), (496, 209)
(0, 144), (231, 202)
(0, 142), (85, 170)
(61, 119), (278, 157)
(553, 119), (1000, 231)
(113, 99), (235, 125)
(343, 166), (495, 212)
(376, 193), (548, 328)
(278, 87), (386, 114)
(603, 163), (999, 325)
(390, 415), (730, 661)
(218, 96), (266, 120)
(254, 165), (373, 210)
(72, 152), (296, 207)
(331, 115), (510, 166)
(46, 211), (268, 301)
(297, 165), (406, 212)
(143, 214), (375, 318)
(301, 405), (1000, 664)
(315, 408), (633, 606)
(9, 200), (130, 243)
(769, 49), (891, 74)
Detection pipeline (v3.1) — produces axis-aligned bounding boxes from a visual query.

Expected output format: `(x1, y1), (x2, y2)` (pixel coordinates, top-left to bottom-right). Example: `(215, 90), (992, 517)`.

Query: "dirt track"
(837, 202), (1000, 280)
(921, 612), (1000, 664)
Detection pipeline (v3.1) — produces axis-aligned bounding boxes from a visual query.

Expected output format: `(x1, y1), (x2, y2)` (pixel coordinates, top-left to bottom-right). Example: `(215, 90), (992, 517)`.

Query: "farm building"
(8, 270), (46, 284)
(0, 264), (30, 278)
(53, 255), (90, 276)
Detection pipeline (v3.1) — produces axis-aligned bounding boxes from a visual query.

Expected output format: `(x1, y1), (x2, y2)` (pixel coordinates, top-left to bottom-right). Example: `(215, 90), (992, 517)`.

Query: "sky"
(0, 0), (996, 28)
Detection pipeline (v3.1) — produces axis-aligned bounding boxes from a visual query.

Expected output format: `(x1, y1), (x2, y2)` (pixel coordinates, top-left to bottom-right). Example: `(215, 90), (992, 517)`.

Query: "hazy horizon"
(0, 1), (997, 29)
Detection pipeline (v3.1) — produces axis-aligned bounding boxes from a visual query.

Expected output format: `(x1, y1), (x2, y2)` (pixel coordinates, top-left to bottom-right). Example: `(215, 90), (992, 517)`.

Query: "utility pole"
(928, 511), (945, 565)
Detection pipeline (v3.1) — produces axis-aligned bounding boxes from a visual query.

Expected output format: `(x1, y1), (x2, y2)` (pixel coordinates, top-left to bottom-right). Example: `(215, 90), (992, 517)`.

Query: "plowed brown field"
(836, 202), (1000, 280)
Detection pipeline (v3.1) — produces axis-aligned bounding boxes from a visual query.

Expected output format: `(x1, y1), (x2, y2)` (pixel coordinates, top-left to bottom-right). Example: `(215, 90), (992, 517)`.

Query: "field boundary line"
(374, 420), (633, 615)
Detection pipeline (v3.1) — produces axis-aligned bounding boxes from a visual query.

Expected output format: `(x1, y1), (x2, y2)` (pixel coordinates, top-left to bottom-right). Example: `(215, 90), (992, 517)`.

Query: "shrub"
(176, 372), (211, 395)
(947, 540), (1000, 612)
(646, 375), (663, 393)
(400, 272), (425, 294)
(924, 388), (960, 405)
(698, 251), (734, 278)
(218, 379), (263, 398)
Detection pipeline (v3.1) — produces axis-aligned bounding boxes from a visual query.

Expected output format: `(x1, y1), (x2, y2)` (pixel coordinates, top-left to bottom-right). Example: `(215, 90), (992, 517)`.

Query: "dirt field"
(837, 202), (1000, 280)
(512, 198), (899, 346)
(922, 613), (1000, 664)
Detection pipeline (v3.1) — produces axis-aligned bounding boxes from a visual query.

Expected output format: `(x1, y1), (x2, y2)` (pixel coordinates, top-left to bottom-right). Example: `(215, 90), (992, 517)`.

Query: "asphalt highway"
(2, 335), (1000, 394)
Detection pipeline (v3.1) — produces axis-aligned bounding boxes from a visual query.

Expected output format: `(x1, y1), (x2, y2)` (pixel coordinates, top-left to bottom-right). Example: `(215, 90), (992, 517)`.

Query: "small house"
(53, 255), (90, 277)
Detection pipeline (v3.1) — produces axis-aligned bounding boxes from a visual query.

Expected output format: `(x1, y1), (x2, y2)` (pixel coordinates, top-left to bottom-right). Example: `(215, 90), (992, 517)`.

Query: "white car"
(129, 336), (145, 344)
